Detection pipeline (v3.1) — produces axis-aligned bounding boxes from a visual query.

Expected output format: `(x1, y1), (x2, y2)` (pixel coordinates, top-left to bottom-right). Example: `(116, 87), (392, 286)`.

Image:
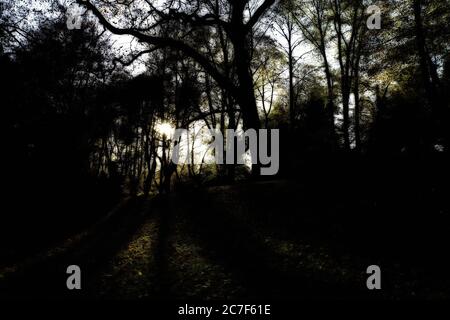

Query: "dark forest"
(1, 0), (450, 303)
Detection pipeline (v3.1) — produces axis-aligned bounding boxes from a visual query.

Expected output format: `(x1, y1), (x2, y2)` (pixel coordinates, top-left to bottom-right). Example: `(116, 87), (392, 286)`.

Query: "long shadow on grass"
(175, 188), (375, 300)
(0, 197), (153, 299)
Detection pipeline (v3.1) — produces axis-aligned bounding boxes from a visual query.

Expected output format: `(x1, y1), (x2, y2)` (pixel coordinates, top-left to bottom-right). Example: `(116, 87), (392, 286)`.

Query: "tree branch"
(76, 0), (237, 95)
(246, 0), (277, 30)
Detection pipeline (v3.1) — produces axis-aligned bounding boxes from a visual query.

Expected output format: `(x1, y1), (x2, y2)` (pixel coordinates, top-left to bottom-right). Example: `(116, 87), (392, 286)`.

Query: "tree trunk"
(288, 39), (295, 128)
(413, 0), (441, 149)
(342, 85), (351, 151)
(353, 72), (361, 151)
(230, 3), (261, 175)
(413, 0), (436, 112)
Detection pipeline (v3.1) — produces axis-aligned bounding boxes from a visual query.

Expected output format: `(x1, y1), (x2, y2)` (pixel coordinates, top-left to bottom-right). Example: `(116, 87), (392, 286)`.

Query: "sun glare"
(156, 122), (175, 138)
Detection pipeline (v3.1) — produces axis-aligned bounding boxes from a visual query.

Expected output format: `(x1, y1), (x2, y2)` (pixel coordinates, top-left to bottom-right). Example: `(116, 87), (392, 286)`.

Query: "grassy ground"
(1, 180), (449, 299)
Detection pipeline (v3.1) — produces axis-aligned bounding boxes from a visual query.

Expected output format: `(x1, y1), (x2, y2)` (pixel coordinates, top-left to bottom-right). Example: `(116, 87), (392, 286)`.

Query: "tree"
(330, 0), (367, 150)
(75, 0), (278, 132)
(253, 36), (285, 128)
(273, 0), (303, 128)
(295, 0), (335, 127)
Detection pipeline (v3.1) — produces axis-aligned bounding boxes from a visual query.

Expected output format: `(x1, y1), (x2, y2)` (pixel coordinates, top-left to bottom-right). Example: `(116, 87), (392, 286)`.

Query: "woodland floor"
(0, 180), (449, 300)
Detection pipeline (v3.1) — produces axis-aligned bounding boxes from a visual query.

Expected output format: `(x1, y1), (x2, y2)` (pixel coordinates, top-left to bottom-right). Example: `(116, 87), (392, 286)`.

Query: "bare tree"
(75, 0), (277, 131)
(295, 0), (335, 124)
(273, 0), (303, 128)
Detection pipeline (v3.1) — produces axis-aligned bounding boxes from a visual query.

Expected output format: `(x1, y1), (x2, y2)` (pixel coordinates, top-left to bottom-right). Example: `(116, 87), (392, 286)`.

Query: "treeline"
(1, 0), (450, 254)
